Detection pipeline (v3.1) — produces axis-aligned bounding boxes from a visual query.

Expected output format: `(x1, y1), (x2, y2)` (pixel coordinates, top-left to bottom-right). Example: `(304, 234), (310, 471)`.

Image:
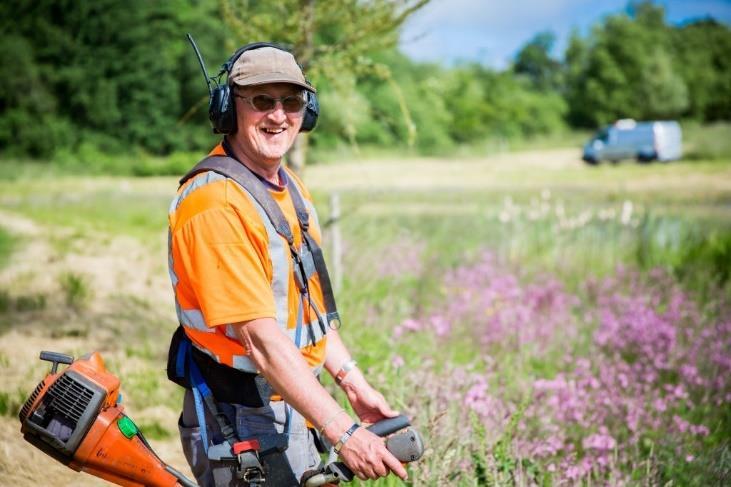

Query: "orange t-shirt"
(168, 144), (327, 369)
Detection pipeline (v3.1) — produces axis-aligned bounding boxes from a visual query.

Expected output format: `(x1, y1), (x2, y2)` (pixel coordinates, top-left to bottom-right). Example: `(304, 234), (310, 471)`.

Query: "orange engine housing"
(19, 352), (185, 487)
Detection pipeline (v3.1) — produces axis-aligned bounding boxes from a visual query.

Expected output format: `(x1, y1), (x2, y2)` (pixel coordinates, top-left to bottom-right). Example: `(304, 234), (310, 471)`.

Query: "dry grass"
(305, 148), (731, 197)
(0, 210), (189, 486)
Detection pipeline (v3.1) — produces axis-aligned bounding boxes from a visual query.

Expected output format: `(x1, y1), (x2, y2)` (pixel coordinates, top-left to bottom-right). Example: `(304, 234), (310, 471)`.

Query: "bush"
(635, 215), (731, 287)
(683, 122), (731, 160)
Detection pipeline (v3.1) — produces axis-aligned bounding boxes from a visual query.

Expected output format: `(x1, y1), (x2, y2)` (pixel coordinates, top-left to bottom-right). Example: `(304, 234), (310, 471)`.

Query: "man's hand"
(342, 374), (399, 424)
(337, 426), (408, 481)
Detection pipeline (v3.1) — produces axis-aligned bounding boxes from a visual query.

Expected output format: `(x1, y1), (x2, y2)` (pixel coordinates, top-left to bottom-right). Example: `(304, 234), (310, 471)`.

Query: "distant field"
(0, 148), (729, 485)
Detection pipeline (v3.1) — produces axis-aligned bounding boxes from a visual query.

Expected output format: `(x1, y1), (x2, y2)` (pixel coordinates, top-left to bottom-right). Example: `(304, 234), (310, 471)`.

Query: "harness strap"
(177, 337), (238, 450)
(288, 184), (341, 329)
(179, 155), (341, 329)
(302, 232), (341, 329)
(181, 156), (295, 246)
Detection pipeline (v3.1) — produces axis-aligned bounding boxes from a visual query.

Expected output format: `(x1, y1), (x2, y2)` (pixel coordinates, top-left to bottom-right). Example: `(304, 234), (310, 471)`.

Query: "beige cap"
(229, 47), (316, 93)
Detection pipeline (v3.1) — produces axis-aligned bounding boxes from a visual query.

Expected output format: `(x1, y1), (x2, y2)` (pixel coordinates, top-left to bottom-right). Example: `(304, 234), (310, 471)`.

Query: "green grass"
(58, 271), (92, 310)
(311, 129), (593, 162)
(0, 136), (728, 485)
(0, 176), (172, 242)
(0, 388), (28, 417)
(683, 121), (731, 160)
(0, 227), (14, 270)
(0, 148), (201, 180)
(138, 420), (174, 440)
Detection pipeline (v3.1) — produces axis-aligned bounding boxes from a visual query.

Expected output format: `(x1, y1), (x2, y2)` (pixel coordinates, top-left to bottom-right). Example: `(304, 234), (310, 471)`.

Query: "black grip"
(366, 415), (410, 437)
(39, 351), (73, 364)
(39, 351), (74, 374)
(311, 416), (416, 486)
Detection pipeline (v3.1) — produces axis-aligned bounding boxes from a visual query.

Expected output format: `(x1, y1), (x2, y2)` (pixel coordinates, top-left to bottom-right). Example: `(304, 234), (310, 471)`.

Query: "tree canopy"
(0, 0), (729, 163)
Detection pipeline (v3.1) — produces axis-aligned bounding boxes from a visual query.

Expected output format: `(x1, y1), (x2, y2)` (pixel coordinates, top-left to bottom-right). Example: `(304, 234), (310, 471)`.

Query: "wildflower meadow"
(326, 161), (731, 485)
(0, 151), (729, 486)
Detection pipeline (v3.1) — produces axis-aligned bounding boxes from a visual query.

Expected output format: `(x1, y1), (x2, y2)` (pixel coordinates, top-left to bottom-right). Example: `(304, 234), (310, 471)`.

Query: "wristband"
(318, 408), (346, 436)
(333, 423), (360, 454)
(335, 359), (358, 385)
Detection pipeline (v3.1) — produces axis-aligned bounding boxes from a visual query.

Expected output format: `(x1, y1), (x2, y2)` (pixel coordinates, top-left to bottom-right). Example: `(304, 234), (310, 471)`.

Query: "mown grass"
(0, 177), (171, 243)
(311, 128), (594, 163)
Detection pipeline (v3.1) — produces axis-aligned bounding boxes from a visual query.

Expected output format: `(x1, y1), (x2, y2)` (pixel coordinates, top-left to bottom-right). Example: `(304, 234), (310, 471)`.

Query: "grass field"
(0, 147), (729, 485)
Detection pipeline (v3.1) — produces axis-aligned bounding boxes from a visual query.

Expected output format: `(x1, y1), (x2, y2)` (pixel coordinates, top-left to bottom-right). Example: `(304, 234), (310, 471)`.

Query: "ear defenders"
(208, 42), (319, 134)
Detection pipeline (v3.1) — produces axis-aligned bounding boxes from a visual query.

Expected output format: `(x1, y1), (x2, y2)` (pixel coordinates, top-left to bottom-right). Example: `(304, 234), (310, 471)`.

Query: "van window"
(596, 128), (609, 142)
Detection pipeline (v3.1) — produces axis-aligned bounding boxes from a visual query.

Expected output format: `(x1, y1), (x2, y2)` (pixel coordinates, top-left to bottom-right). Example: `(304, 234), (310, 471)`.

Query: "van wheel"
(637, 152), (656, 163)
(583, 157), (598, 166)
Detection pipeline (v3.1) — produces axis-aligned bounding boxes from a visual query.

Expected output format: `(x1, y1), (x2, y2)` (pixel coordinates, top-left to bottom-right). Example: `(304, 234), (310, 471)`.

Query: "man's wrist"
(322, 412), (356, 445)
(335, 359), (358, 386)
(333, 423), (360, 455)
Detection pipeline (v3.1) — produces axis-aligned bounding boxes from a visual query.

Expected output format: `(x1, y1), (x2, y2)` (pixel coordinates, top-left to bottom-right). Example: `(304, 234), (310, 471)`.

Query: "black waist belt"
(167, 326), (268, 407)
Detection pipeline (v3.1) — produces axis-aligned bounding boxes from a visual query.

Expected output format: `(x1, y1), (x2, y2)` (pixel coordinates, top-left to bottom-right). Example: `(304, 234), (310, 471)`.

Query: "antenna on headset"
(186, 33), (215, 96)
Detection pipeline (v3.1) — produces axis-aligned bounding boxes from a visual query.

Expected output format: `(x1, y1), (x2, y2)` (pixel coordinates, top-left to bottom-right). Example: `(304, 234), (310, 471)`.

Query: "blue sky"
(399, 0), (731, 68)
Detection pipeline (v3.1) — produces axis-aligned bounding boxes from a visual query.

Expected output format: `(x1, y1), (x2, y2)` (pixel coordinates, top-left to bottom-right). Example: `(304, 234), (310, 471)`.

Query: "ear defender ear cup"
(209, 84), (237, 134)
(208, 43), (319, 134)
(300, 90), (319, 132)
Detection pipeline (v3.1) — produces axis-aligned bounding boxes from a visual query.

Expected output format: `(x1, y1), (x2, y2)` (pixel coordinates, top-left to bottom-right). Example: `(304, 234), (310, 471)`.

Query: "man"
(167, 45), (407, 485)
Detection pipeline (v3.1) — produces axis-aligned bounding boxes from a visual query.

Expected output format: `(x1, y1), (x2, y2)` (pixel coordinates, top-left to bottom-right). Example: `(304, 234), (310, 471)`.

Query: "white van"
(582, 120), (682, 164)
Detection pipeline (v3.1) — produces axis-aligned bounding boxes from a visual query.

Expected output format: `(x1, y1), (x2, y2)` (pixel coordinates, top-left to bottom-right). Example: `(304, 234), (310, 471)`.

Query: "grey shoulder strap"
(288, 181), (341, 329)
(181, 156), (295, 245)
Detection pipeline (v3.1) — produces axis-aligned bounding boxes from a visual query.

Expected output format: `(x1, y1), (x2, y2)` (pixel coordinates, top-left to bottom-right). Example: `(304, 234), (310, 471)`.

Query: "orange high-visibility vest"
(167, 145), (328, 373)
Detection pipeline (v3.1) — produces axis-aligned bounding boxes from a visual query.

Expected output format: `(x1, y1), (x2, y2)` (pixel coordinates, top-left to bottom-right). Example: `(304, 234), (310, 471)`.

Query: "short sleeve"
(174, 206), (276, 326)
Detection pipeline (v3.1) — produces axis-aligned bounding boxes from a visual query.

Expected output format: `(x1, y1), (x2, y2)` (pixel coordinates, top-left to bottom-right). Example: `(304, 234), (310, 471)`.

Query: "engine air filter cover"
(21, 369), (106, 457)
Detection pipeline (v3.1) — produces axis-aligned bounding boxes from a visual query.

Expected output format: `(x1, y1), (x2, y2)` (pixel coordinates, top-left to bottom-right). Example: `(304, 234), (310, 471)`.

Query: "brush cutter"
(19, 350), (424, 486)
(18, 350), (196, 487)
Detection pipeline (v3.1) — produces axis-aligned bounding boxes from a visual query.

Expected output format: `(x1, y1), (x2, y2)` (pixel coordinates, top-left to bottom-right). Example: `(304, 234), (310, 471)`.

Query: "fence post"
(329, 192), (343, 293)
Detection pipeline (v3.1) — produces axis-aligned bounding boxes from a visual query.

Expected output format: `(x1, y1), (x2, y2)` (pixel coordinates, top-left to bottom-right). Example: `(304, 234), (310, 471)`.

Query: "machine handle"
(39, 351), (74, 374)
(365, 415), (410, 437)
(303, 415), (419, 487)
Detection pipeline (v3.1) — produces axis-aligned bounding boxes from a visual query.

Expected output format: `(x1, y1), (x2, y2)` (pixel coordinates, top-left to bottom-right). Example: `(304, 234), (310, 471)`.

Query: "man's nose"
(267, 102), (287, 122)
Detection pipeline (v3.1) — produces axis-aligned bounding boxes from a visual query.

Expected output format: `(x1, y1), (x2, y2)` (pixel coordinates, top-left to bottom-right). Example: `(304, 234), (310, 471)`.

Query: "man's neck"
(224, 138), (282, 186)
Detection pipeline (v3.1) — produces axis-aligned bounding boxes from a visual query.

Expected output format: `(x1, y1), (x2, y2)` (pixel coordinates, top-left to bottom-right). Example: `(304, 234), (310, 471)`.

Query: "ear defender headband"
(187, 34), (319, 135)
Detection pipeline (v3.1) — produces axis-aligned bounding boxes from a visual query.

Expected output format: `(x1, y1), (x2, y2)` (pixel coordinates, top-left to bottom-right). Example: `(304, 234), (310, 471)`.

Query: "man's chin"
(260, 145), (290, 161)
(258, 151), (287, 166)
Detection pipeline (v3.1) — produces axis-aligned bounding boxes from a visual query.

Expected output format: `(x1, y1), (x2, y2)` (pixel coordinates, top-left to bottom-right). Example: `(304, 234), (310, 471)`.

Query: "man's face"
(232, 83), (305, 168)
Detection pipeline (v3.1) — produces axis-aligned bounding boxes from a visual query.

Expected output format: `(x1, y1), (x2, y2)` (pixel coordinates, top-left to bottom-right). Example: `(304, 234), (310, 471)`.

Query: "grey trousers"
(179, 389), (322, 486)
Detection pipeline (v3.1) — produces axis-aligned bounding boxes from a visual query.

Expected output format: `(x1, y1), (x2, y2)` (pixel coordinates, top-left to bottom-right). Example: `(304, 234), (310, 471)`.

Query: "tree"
(672, 19), (731, 121)
(0, 0), (226, 159)
(514, 31), (562, 92)
(564, 29), (590, 126)
(220, 0), (430, 172)
(563, 1), (688, 127)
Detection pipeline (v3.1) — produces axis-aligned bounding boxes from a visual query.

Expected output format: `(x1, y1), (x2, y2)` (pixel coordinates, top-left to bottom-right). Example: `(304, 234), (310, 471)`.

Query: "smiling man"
(167, 45), (407, 486)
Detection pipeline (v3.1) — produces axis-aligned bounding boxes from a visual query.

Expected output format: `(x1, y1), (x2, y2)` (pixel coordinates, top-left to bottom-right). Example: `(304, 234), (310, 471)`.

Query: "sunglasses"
(234, 93), (306, 113)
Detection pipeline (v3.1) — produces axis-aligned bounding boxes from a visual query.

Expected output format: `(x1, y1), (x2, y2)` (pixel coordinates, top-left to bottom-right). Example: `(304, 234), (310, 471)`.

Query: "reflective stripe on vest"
(169, 171), (326, 373)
